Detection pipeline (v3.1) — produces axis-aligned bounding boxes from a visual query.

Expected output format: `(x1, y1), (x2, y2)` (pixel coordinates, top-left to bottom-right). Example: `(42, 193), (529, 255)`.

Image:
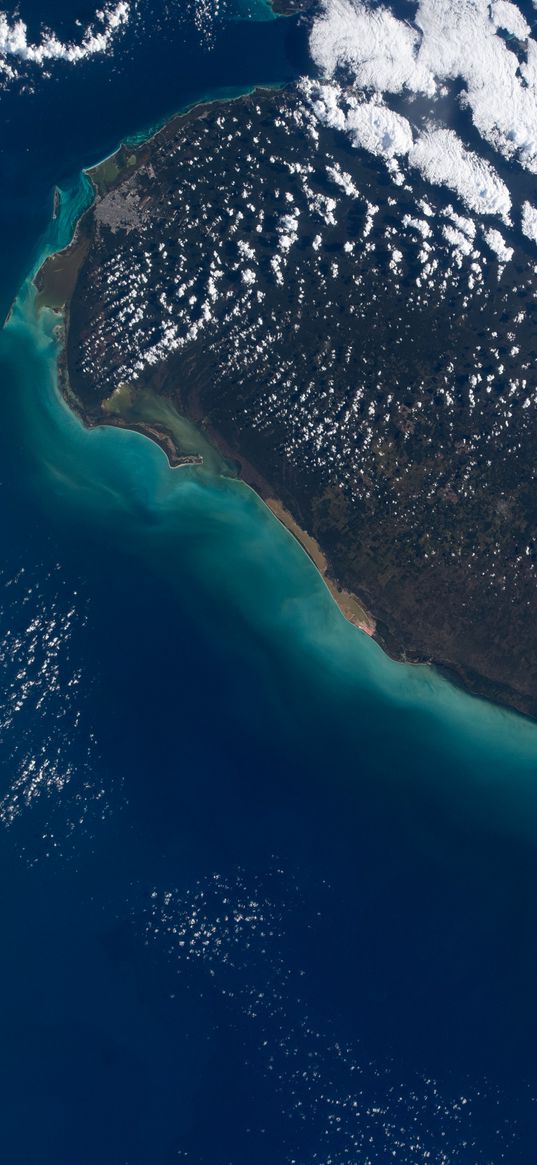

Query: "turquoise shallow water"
(4, 220), (537, 1157)
(6, 175), (537, 829)
(2, 20), (537, 1162)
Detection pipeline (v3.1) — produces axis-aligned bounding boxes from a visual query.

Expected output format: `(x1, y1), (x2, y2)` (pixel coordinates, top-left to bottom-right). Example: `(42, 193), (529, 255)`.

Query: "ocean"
(1, 2), (537, 1161)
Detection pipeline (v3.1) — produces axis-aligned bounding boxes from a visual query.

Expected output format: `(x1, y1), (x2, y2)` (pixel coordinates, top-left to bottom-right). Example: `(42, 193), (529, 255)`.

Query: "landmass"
(270, 0), (313, 14)
(35, 84), (537, 718)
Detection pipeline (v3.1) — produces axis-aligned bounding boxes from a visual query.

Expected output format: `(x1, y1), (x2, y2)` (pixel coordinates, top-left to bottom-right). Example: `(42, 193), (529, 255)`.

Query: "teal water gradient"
(1, 1), (537, 1155)
(2, 84), (537, 1160)
(4, 171), (537, 838)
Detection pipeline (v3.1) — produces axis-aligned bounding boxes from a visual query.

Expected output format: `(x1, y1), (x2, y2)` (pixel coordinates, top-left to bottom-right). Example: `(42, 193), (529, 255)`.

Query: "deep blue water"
(1, 4), (537, 1163)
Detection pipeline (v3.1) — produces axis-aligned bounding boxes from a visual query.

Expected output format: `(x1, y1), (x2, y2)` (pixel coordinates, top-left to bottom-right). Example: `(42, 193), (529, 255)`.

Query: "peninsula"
(36, 85), (537, 718)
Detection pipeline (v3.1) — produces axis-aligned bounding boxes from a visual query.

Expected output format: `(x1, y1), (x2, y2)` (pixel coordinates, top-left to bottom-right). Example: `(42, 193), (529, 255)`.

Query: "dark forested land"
(37, 86), (537, 717)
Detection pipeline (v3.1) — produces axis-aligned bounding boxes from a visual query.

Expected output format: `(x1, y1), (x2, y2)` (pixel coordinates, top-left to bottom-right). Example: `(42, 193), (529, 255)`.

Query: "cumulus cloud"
(490, 0), (529, 38)
(306, 0), (537, 223)
(309, 0), (435, 96)
(0, 2), (130, 79)
(305, 80), (413, 160)
(310, 0), (537, 174)
(521, 200), (537, 244)
(482, 225), (514, 263)
(302, 76), (511, 222)
(409, 128), (512, 222)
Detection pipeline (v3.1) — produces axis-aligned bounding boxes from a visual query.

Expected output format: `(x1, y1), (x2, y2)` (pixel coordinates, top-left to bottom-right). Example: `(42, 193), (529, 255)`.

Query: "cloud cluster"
(0, 2), (130, 79)
(409, 127), (512, 222)
(307, 0), (537, 226)
(303, 78), (512, 221)
(311, 0), (537, 174)
(310, 0), (435, 95)
(306, 81), (413, 162)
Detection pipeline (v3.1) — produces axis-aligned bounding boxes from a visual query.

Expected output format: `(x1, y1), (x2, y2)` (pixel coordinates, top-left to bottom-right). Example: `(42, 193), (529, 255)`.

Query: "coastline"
(29, 92), (537, 724)
(184, 404), (377, 636)
(264, 497), (376, 635)
(30, 86), (378, 644)
(48, 302), (378, 635)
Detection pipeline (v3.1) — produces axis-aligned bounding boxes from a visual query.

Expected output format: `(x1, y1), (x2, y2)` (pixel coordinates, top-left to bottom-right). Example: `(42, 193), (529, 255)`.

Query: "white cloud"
(444, 208), (476, 239)
(442, 224), (474, 258)
(309, 0), (435, 96)
(305, 80), (413, 160)
(310, 0), (537, 175)
(491, 0), (529, 38)
(344, 97), (414, 160)
(482, 226), (514, 263)
(409, 128), (512, 222)
(521, 200), (537, 244)
(0, 2), (130, 79)
(304, 75), (511, 222)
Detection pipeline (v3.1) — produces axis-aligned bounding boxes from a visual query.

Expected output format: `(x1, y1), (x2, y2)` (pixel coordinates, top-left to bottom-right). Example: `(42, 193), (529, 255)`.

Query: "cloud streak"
(0, 2), (130, 79)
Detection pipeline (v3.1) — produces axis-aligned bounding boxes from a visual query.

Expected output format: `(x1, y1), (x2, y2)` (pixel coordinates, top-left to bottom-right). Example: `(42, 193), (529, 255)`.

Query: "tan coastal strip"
(265, 498), (376, 637)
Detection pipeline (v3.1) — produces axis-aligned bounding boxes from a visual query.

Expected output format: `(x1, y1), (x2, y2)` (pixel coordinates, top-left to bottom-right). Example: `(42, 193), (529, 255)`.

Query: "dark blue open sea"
(1, 3), (537, 1162)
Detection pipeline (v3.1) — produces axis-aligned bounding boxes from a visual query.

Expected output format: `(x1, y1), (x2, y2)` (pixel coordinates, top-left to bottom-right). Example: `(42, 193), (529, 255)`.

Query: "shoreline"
(185, 406), (377, 636)
(29, 89), (537, 725)
(31, 93), (378, 642)
(41, 372), (537, 721)
(264, 497), (376, 635)
(82, 82), (287, 198)
(51, 295), (378, 634)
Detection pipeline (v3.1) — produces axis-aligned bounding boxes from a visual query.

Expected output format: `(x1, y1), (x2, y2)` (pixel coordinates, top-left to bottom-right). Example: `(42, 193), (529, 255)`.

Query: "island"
(36, 83), (537, 718)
